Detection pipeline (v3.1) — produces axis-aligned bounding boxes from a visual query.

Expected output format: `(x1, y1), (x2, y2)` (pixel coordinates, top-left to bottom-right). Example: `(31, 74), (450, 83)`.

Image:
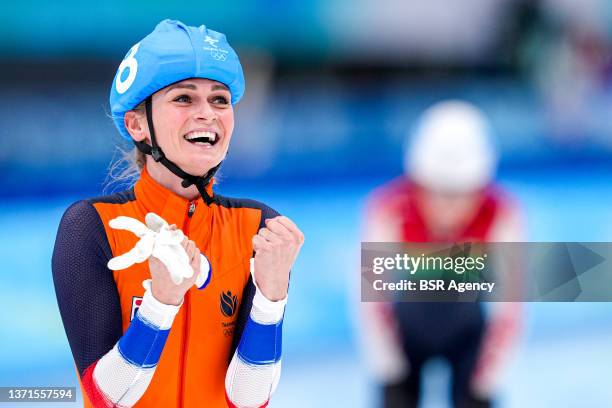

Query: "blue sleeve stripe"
(237, 317), (283, 365)
(117, 313), (170, 368)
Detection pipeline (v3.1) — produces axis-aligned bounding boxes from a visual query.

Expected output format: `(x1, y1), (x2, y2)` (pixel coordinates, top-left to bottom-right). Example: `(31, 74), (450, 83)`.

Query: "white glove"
(106, 212), (211, 289)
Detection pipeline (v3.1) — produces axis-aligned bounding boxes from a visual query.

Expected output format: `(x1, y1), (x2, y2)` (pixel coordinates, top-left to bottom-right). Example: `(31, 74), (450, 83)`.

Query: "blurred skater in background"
(360, 100), (524, 408)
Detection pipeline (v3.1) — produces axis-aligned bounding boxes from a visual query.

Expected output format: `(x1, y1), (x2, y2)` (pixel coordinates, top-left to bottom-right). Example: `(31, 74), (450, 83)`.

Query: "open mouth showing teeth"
(184, 131), (218, 146)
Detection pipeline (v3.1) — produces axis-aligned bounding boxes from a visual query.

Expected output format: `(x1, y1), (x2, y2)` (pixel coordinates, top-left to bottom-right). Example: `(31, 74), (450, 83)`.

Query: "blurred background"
(1, 0), (612, 407)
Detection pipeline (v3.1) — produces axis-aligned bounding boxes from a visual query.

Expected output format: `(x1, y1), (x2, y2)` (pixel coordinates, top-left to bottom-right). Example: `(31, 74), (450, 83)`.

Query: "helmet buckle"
(151, 147), (163, 162)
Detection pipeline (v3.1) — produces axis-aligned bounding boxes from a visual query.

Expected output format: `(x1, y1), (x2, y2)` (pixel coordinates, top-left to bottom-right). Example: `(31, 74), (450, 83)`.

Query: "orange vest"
(80, 168), (266, 407)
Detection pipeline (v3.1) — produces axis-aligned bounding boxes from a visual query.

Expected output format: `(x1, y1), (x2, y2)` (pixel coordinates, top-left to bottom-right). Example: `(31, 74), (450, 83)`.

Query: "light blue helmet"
(109, 19), (245, 141)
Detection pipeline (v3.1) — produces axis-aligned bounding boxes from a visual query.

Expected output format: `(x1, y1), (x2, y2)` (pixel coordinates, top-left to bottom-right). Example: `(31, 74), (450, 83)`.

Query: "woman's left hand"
(252, 216), (304, 301)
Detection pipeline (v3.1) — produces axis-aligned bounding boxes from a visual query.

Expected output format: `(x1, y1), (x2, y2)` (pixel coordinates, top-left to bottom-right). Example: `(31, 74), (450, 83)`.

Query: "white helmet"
(405, 100), (497, 193)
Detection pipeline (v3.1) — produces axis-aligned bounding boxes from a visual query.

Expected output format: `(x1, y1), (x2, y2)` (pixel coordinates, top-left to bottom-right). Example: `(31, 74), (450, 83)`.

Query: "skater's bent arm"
(52, 201), (180, 407)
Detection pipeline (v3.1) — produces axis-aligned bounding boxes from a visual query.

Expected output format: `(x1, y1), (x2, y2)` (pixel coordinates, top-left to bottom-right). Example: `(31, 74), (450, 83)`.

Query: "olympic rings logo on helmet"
(206, 48), (228, 61)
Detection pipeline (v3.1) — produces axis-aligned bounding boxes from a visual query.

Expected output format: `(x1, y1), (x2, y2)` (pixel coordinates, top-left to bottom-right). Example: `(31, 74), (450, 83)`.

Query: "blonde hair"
(104, 101), (147, 193)
(104, 146), (146, 193)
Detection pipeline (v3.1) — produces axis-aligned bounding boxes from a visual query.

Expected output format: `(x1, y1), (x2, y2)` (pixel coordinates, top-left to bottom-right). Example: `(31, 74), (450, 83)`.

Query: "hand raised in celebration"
(150, 231), (201, 306)
(107, 213), (212, 305)
(252, 216), (304, 301)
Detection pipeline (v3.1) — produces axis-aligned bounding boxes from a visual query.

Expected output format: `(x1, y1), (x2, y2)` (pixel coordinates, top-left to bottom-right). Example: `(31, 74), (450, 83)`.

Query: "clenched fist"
(252, 216), (304, 301)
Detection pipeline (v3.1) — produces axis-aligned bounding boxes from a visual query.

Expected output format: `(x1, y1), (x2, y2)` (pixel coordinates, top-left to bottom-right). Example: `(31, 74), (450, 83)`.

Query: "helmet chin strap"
(134, 96), (220, 205)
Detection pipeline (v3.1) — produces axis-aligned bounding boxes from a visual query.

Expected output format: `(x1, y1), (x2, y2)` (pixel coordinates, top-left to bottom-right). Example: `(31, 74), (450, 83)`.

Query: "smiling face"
(126, 78), (234, 176)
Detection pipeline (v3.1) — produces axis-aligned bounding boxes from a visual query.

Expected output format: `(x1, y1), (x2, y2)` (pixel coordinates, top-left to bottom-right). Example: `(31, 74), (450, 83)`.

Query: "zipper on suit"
(178, 200), (196, 408)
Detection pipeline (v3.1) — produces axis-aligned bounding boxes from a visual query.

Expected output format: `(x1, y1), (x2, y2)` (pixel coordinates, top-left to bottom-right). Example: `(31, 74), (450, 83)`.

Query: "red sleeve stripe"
(81, 361), (116, 408)
(225, 391), (269, 408)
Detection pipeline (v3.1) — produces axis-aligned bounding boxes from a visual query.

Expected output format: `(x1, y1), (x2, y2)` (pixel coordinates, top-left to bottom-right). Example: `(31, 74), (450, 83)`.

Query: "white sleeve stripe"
(235, 352), (280, 369)
(225, 351), (281, 407)
(93, 345), (156, 405)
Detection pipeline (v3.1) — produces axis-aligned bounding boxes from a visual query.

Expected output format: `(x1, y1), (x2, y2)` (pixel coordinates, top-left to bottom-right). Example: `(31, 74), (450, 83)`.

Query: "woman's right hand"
(149, 227), (200, 306)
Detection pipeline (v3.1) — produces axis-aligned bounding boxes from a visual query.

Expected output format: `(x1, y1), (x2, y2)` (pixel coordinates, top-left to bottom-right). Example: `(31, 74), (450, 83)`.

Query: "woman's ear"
(124, 111), (148, 142)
